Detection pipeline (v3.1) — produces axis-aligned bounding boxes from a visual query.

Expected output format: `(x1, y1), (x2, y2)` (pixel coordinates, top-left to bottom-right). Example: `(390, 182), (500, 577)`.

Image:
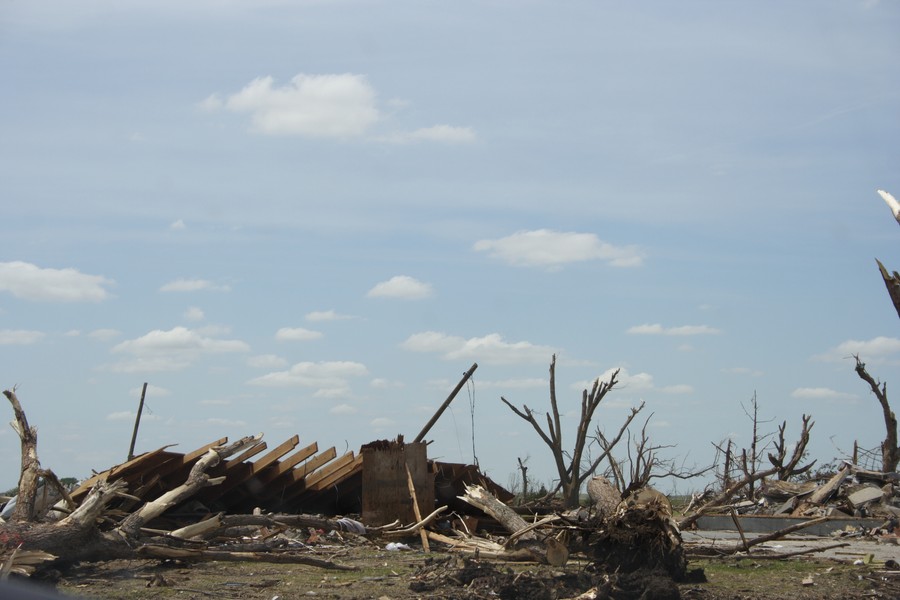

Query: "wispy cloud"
(305, 309), (356, 322)
(202, 73), (475, 143)
(0, 329), (45, 345)
(791, 387), (856, 401)
(107, 326), (249, 372)
(202, 73), (380, 138)
(183, 307), (205, 321)
(474, 230), (643, 269)
(248, 361), (368, 396)
(275, 327), (323, 341)
(367, 275), (434, 300)
(815, 336), (900, 362)
(381, 125), (476, 144)
(401, 331), (555, 365)
(627, 324), (722, 336)
(160, 278), (231, 293)
(0, 261), (113, 302)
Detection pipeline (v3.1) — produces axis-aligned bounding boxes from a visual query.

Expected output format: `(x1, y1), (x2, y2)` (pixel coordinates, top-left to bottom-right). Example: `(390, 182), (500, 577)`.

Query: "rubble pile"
(705, 463), (900, 526)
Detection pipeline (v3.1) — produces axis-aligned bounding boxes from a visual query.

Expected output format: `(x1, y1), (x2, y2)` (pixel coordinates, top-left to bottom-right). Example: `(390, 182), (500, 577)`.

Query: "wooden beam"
(306, 452), (357, 490)
(289, 447), (338, 483)
(308, 454), (362, 491)
(225, 441), (268, 468)
(252, 435), (299, 473)
(261, 441), (318, 480)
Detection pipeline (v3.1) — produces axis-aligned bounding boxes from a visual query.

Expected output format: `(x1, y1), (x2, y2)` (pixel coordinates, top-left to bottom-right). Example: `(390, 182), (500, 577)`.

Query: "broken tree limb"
(119, 434), (263, 537)
(136, 545), (357, 569)
(712, 516), (831, 555)
(459, 484), (537, 542)
(382, 506), (448, 538)
(807, 465), (850, 505)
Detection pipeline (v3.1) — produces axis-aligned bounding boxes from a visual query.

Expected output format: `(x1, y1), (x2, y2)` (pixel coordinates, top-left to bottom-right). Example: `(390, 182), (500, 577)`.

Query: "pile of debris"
(684, 462), (899, 525)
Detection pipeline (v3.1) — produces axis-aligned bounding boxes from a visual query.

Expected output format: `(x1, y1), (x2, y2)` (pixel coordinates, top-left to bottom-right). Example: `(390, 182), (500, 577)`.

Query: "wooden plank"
(308, 454), (362, 491)
(252, 435), (299, 473)
(182, 437), (229, 464)
(225, 441), (268, 468)
(71, 447), (179, 500)
(255, 441), (318, 483)
(289, 447), (337, 483)
(305, 452), (356, 489)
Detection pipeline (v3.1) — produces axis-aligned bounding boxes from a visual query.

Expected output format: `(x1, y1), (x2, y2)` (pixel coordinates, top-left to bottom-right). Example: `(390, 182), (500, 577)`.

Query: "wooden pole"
(414, 363), (478, 443)
(405, 462), (430, 552)
(128, 382), (149, 461)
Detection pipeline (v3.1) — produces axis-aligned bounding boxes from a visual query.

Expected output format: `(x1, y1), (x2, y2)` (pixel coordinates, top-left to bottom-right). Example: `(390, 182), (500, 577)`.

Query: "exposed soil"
(5, 545), (894, 599)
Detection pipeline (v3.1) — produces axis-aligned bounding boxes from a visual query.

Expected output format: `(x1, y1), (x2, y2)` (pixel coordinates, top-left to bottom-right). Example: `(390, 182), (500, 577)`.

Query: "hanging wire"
(467, 376), (478, 468)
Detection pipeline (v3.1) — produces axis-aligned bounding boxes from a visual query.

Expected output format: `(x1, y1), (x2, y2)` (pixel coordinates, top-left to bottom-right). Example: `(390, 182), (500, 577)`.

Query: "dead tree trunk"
(853, 355), (899, 473)
(502, 355), (639, 508)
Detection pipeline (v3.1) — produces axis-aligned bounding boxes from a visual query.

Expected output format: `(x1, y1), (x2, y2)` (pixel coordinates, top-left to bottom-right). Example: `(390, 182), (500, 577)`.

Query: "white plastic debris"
(385, 542), (411, 551)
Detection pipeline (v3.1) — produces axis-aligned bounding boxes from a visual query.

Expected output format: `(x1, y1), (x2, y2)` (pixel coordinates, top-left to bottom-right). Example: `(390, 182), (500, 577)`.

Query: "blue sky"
(1, 0), (899, 494)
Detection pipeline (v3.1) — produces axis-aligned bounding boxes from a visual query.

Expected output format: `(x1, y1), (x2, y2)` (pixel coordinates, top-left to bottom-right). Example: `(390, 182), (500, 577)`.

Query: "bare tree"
(679, 413), (815, 529)
(501, 354), (643, 508)
(853, 355), (899, 472)
(599, 414), (712, 497)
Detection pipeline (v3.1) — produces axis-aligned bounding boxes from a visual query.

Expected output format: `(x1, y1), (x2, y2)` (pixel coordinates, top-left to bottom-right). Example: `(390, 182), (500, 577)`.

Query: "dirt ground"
(6, 543), (890, 599)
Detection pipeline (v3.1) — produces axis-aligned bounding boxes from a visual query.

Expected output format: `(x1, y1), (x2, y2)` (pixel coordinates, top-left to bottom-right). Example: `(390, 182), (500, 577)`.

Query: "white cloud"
(160, 278), (231, 293)
(169, 219), (186, 230)
(367, 275), (434, 300)
(627, 324), (722, 336)
(0, 329), (44, 345)
(305, 309), (355, 322)
(401, 331), (555, 365)
(275, 327), (323, 341)
(572, 367), (690, 395)
(247, 354), (289, 369)
(248, 360), (369, 391)
(383, 125), (476, 144)
(0, 261), (113, 302)
(815, 336), (900, 362)
(108, 326), (249, 372)
(183, 307), (205, 321)
(371, 417), (395, 428)
(331, 403), (358, 415)
(88, 328), (121, 341)
(473, 230), (643, 268)
(791, 387), (856, 400)
(206, 73), (380, 137)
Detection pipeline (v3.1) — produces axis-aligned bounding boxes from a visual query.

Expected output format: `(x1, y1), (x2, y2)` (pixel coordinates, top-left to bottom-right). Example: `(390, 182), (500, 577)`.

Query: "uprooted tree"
(501, 354), (644, 509)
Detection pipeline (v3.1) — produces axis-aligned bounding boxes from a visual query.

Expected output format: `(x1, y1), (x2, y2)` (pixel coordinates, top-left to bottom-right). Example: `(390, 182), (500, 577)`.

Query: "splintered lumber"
(406, 462), (430, 552)
(808, 465), (850, 505)
(119, 435), (263, 537)
(459, 484), (537, 542)
(225, 441), (268, 468)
